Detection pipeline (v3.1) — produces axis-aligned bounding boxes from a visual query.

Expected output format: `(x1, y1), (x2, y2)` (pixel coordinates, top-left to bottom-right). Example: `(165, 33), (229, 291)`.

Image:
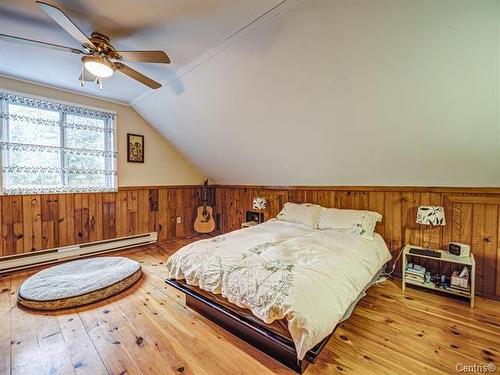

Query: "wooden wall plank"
(336, 191), (353, 209)
(65, 194), (75, 246)
(11, 196), (23, 254)
(471, 204), (486, 293)
(73, 194), (82, 244)
(148, 189), (158, 233)
(1, 197), (14, 256)
(137, 190), (149, 235)
(458, 204), (473, 246)
(401, 192), (416, 248)
(57, 195), (67, 247)
(316, 190), (335, 208)
(157, 188), (169, 241)
(42, 195), (59, 249)
(88, 193), (103, 242)
(102, 193), (116, 240)
(483, 205), (498, 296)
(115, 191), (127, 238)
(32, 195), (42, 252)
(354, 192), (369, 210)
(81, 194), (90, 243)
(22, 196), (33, 253)
(368, 192), (385, 238)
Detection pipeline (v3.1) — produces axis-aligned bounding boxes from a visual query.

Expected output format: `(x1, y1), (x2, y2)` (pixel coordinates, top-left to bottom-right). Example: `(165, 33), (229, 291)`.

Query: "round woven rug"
(18, 256), (142, 311)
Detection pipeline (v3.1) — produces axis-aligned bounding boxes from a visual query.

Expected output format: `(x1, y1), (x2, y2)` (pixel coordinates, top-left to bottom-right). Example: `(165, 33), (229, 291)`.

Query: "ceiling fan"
(0, 1), (170, 89)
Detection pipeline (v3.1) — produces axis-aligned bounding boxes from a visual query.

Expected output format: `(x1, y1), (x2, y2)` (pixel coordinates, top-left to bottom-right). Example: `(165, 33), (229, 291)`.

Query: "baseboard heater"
(0, 232), (158, 274)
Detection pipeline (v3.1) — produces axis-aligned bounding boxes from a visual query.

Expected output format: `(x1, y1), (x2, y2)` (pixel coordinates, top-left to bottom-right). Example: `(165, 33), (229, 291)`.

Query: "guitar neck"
(202, 180), (209, 206)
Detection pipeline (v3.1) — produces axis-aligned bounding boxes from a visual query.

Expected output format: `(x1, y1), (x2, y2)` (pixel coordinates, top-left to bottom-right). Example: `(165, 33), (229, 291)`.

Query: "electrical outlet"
(176, 216), (182, 224)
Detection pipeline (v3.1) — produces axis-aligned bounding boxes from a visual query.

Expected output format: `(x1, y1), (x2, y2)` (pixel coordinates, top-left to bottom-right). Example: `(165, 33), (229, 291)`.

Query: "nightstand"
(402, 244), (475, 308)
(241, 221), (258, 228)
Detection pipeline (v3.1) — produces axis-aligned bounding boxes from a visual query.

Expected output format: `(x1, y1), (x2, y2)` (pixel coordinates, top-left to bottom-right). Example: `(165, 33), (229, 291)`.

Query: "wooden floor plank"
(1, 239), (499, 375)
(78, 296), (143, 375)
(57, 310), (109, 375)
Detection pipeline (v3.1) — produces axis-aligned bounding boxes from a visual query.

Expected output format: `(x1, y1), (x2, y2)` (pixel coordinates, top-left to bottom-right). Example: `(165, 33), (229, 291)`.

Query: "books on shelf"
(406, 275), (425, 283)
(405, 263), (426, 282)
(406, 268), (425, 276)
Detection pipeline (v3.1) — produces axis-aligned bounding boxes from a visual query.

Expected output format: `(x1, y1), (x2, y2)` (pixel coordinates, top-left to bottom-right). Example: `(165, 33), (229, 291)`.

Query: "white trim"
(130, 0), (303, 107)
(0, 73), (126, 108)
(0, 232), (157, 274)
(0, 86), (117, 115)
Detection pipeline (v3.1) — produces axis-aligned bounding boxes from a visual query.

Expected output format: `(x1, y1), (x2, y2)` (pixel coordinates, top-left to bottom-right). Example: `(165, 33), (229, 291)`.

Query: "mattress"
(166, 219), (391, 359)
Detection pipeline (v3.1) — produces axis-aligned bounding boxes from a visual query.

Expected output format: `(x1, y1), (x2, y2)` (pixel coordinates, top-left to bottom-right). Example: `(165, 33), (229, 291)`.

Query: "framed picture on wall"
(127, 133), (144, 163)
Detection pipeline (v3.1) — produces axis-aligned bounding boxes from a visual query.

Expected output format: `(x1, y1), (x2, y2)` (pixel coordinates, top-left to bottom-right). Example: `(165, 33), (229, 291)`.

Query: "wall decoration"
(127, 133), (144, 163)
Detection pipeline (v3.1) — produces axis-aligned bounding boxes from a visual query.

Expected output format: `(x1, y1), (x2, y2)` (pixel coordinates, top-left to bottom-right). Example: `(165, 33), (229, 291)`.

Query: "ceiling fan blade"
(0, 33), (84, 54)
(35, 1), (95, 49)
(79, 69), (97, 82)
(114, 62), (162, 89)
(115, 51), (170, 64)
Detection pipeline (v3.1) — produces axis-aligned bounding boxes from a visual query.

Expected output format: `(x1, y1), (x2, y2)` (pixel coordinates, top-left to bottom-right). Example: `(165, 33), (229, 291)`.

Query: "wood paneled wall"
(0, 186), (201, 258)
(213, 186), (500, 299)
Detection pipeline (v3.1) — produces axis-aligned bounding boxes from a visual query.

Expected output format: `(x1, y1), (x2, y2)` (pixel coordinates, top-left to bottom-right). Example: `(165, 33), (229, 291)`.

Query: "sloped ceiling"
(0, 0), (283, 103)
(133, 0), (500, 186)
(1, 0), (498, 186)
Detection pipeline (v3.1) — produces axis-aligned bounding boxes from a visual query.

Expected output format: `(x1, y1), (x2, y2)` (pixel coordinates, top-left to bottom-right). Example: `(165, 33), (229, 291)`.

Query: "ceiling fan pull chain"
(80, 63), (85, 87)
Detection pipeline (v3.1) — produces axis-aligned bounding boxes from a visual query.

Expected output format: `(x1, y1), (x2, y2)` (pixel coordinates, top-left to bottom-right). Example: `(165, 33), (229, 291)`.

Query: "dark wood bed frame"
(165, 279), (331, 373)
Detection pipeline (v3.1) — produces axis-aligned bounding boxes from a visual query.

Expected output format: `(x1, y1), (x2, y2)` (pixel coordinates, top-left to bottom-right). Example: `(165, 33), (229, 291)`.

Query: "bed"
(165, 218), (391, 372)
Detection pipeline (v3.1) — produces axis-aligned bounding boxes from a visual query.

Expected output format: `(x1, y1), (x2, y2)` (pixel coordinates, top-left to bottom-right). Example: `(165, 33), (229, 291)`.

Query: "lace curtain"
(0, 91), (117, 194)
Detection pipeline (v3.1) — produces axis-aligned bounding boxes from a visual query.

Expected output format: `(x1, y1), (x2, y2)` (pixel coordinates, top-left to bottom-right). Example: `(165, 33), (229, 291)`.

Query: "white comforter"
(166, 219), (391, 359)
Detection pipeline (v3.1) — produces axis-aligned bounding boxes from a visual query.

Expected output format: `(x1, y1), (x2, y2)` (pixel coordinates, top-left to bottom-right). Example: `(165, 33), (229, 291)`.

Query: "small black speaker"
(246, 211), (264, 223)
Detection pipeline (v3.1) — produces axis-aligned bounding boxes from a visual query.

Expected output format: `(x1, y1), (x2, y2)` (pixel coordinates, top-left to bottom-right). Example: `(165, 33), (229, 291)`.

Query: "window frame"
(0, 88), (118, 195)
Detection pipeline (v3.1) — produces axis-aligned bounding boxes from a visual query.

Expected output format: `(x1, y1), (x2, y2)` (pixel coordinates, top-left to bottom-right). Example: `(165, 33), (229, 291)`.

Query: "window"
(0, 91), (117, 194)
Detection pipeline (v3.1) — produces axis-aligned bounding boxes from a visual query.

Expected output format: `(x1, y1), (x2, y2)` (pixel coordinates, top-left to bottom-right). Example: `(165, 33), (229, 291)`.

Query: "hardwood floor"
(0, 239), (498, 375)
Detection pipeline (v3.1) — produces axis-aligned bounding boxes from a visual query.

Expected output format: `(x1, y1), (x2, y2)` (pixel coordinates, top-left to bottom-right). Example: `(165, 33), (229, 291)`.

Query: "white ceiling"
(0, 0), (282, 104)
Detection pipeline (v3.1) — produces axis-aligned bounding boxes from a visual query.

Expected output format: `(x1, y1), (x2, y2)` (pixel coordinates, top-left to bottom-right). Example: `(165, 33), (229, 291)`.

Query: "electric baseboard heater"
(0, 232), (157, 274)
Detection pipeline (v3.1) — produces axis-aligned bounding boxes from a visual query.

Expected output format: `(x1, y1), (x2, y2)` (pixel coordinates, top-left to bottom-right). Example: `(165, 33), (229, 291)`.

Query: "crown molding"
(129, 0), (304, 107)
(0, 72), (129, 107)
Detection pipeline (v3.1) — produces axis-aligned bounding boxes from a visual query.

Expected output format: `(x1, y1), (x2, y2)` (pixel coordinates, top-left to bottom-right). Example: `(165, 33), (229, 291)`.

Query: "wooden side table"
(402, 244), (475, 308)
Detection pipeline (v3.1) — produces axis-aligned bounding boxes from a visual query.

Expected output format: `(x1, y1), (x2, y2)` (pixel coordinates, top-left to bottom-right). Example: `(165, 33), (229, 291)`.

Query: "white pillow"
(276, 202), (322, 228)
(317, 208), (382, 239)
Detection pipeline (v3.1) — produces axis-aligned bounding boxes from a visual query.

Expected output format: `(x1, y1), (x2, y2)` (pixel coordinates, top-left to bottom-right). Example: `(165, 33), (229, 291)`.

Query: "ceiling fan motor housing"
(88, 32), (121, 59)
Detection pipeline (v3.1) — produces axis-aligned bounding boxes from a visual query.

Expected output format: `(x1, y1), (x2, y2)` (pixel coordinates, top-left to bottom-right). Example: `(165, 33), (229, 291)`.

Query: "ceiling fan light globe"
(82, 56), (115, 78)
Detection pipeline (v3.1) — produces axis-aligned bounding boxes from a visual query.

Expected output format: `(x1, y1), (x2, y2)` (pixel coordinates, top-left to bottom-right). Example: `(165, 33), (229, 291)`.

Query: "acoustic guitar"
(194, 180), (216, 234)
